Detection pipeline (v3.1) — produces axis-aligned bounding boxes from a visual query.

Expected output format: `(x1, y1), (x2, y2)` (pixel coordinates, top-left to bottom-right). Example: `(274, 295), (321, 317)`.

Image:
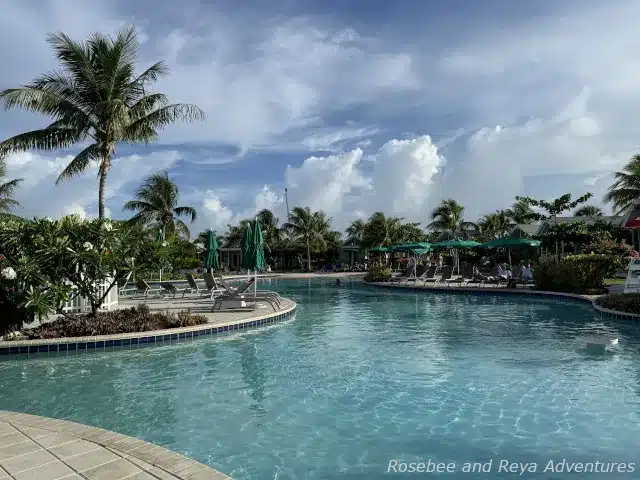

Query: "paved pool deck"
(0, 411), (229, 480)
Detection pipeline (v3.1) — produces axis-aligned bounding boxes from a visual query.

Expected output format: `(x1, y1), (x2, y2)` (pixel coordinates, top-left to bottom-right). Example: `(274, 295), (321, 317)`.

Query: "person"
(266, 264), (272, 273)
(521, 263), (533, 282)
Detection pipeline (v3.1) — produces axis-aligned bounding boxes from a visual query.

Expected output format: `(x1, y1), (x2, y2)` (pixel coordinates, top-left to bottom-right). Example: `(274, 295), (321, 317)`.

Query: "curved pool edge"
(0, 300), (297, 356)
(0, 410), (230, 479)
(368, 282), (640, 323)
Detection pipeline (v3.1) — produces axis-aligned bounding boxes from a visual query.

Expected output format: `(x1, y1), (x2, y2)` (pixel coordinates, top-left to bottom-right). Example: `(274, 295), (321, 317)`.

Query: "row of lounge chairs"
(386, 264), (533, 288)
(118, 273), (283, 311)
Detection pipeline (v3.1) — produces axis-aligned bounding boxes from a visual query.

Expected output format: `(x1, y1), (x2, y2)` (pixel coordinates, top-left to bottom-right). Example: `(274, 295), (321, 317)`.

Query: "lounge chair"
(184, 273), (206, 298)
(202, 272), (227, 299)
(132, 280), (163, 299)
(482, 266), (509, 287)
(388, 265), (413, 283)
(117, 272), (133, 296)
(447, 265), (474, 287)
(212, 278), (279, 312)
(434, 265), (454, 285)
(407, 265), (436, 285)
(216, 278), (282, 306)
(160, 282), (187, 298)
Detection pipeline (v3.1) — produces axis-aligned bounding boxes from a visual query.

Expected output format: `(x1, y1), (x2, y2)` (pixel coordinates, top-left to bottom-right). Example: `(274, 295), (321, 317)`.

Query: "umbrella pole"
(254, 269), (257, 294)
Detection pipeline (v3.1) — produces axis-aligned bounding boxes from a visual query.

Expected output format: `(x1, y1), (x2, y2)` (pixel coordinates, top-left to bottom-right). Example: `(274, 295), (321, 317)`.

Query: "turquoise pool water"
(0, 279), (639, 479)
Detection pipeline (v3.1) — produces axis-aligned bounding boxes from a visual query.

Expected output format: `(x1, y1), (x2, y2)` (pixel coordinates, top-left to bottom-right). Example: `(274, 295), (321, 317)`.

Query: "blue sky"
(0, 0), (638, 234)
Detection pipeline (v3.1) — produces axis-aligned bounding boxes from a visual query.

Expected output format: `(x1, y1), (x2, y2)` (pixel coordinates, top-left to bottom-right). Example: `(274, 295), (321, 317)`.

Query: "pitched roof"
(509, 223), (542, 236)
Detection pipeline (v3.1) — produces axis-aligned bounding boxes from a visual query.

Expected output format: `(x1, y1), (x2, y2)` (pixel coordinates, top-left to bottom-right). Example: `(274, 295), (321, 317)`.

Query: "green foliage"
(604, 154), (640, 215)
(8, 304), (207, 340)
(0, 216), (167, 331)
(595, 293), (640, 314)
(516, 193), (593, 221)
(533, 253), (620, 293)
(363, 264), (393, 283)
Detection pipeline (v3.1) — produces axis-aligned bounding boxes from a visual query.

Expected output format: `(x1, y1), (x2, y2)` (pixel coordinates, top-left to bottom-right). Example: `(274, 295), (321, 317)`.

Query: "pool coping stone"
(0, 410), (231, 479)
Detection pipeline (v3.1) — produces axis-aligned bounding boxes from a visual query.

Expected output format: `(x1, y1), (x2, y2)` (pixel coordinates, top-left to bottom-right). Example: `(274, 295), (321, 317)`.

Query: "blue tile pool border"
(369, 282), (640, 324)
(0, 302), (297, 357)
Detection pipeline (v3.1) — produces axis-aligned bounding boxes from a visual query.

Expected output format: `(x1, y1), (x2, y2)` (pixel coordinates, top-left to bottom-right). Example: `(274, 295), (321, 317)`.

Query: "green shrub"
(533, 253), (620, 294)
(364, 264), (392, 282)
(7, 304), (207, 340)
(595, 293), (640, 314)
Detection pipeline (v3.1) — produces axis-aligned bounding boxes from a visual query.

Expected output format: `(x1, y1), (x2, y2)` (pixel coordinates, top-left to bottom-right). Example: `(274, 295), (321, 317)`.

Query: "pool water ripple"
(0, 279), (639, 479)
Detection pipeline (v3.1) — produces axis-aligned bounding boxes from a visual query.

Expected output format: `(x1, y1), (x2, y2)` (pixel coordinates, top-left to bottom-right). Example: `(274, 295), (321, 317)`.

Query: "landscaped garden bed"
(3, 305), (207, 341)
(595, 293), (640, 315)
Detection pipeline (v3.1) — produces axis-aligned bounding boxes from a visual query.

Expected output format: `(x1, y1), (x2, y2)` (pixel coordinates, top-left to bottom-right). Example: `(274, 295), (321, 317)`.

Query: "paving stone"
(0, 441), (41, 462)
(49, 439), (100, 459)
(0, 432), (28, 448)
(1, 448), (56, 475)
(36, 434), (77, 449)
(13, 460), (75, 480)
(63, 448), (121, 472)
(81, 458), (142, 480)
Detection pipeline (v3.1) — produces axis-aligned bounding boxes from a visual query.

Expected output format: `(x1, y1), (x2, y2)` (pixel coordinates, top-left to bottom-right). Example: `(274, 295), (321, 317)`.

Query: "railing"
(61, 278), (118, 313)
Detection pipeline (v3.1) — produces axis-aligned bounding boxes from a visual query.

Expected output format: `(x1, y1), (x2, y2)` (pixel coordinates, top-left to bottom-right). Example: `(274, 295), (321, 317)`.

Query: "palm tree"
(123, 171), (197, 239)
(256, 209), (283, 253)
(361, 212), (401, 247)
(428, 199), (475, 237)
(283, 206), (331, 271)
(0, 157), (23, 215)
(224, 220), (251, 247)
(345, 219), (366, 243)
(604, 155), (640, 215)
(477, 210), (513, 240)
(0, 26), (204, 219)
(506, 198), (535, 224)
(574, 205), (604, 217)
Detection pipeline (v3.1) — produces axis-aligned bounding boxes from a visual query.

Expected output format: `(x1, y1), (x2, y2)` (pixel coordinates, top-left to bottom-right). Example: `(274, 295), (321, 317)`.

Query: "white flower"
(102, 222), (113, 231)
(83, 242), (94, 251)
(162, 241), (168, 247)
(1, 267), (16, 280)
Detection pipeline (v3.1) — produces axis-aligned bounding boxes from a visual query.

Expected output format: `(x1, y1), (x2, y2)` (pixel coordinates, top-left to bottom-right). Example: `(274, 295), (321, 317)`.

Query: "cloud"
(4, 151), (181, 220)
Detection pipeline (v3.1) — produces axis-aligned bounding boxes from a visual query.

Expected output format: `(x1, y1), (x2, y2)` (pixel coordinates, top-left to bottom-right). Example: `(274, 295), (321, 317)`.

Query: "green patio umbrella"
(203, 230), (219, 272)
(245, 219), (266, 294)
(240, 223), (253, 271)
(391, 242), (431, 252)
(479, 237), (541, 248)
(369, 246), (390, 252)
(431, 238), (481, 248)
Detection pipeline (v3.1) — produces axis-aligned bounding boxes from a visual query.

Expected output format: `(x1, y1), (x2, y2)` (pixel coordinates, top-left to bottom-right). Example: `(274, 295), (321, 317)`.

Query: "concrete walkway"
(0, 411), (229, 480)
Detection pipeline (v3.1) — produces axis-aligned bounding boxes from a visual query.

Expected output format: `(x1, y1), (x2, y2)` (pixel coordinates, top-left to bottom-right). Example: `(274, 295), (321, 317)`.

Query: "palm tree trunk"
(306, 241), (311, 272)
(98, 157), (110, 220)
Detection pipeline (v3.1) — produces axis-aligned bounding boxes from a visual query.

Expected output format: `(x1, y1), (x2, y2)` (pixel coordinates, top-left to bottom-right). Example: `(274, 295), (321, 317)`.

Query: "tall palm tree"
(224, 220), (251, 247)
(361, 212), (403, 247)
(123, 171), (197, 239)
(0, 157), (23, 215)
(506, 198), (535, 224)
(604, 155), (640, 215)
(283, 206), (331, 271)
(574, 205), (604, 217)
(428, 199), (475, 237)
(0, 26), (204, 219)
(345, 219), (366, 243)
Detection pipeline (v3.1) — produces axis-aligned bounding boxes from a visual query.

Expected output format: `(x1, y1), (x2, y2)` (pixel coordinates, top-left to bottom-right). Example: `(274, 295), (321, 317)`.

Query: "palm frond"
(56, 143), (101, 183)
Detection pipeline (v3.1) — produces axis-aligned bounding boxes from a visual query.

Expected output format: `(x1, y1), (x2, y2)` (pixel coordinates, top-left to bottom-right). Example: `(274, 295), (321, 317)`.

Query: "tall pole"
(285, 188), (291, 222)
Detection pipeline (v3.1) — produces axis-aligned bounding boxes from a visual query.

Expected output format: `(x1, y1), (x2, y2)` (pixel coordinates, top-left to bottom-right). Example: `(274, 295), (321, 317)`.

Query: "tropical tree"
(515, 193), (593, 223)
(476, 210), (513, 240)
(604, 154), (640, 215)
(0, 26), (204, 219)
(123, 171), (197, 239)
(506, 198), (536, 224)
(361, 212), (401, 248)
(224, 220), (251, 246)
(256, 209), (283, 253)
(283, 206), (331, 271)
(428, 199), (475, 237)
(574, 205), (604, 217)
(345, 219), (366, 243)
(0, 157), (23, 216)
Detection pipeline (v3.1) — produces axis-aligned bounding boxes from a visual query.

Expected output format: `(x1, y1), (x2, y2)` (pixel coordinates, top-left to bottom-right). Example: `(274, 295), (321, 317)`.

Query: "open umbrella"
(246, 219), (266, 294)
(203, 230), (219, 272)
(391, 242), (431, 252)
(241, 223), (253, 272)
(431, 238), (481, 274)
(479, 237), (541, 248)
(479, 236), (541, 266)
(369, 246), (390, 252)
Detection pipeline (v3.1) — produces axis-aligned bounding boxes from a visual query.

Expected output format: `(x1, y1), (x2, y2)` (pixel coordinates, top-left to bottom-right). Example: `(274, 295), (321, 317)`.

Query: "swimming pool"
(0, 279), (638, 479)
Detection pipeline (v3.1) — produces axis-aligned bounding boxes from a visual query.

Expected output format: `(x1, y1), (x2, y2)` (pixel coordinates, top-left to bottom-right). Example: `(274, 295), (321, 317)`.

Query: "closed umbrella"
(157, 228), (165, 281)
(247, 218), (266, 294)
(241, 223), (253, 273)
(203, 230), (219, 273)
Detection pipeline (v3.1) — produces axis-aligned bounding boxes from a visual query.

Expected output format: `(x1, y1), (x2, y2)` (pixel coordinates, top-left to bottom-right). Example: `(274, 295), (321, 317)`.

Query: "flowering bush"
(0, 216), (168, 333)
